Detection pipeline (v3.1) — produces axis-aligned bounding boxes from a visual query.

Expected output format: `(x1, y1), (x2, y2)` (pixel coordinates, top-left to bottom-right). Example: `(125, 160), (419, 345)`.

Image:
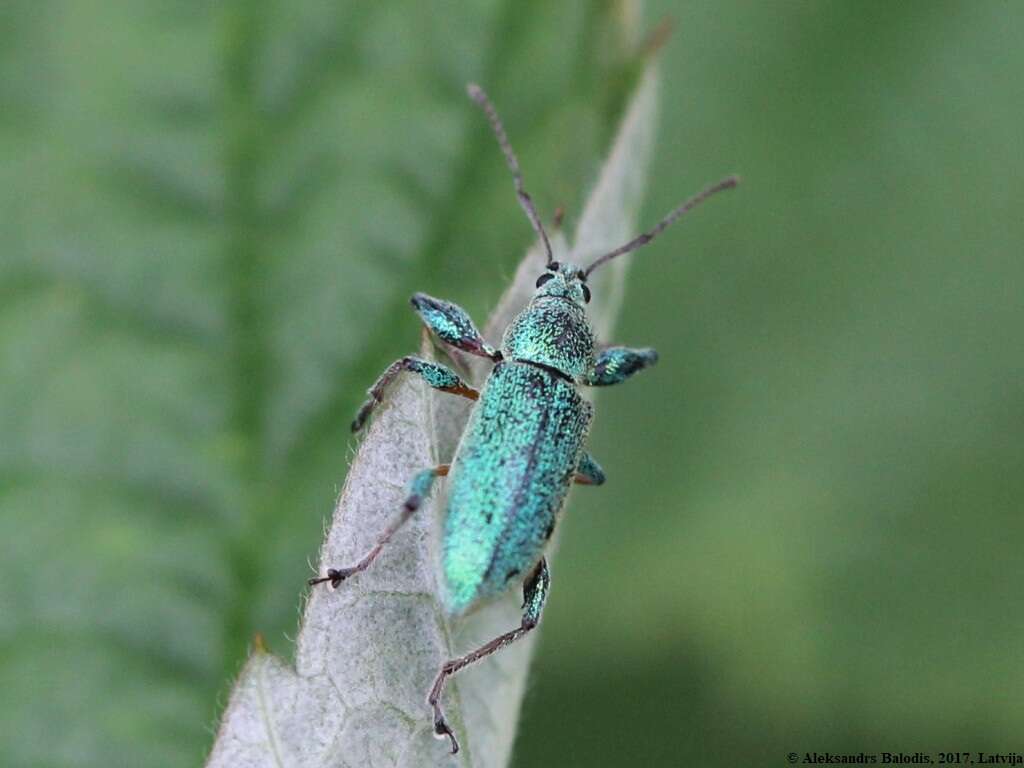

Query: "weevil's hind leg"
(575, 451), (606, 486)
(428, 558), (551, 754)
(308, 465), (449, 588)
(410, 293), (501, 361)
(352, 356), (478, 432)
(585, 346), (659, 387)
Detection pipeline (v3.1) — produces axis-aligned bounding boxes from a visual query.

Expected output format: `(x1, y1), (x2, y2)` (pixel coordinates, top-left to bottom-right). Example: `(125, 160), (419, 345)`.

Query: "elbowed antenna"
(467, 83), (555, 267)
(582, 174), (740, 277)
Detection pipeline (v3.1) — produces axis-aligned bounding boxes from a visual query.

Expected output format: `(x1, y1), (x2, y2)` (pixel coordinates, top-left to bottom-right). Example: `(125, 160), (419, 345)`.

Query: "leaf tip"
(553, 205), (566, 230)
(642, 16), (674, 59)
(252, 632), (267, 655)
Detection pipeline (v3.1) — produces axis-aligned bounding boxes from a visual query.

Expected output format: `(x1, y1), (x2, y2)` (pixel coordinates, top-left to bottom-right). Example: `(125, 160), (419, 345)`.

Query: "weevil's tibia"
(585, 346), (659, 387)
(575, 452), (606, 485)
(351, 356), (478, 432)
(428, 557), (551, 754)
(308, 464), (449, 588)
(410, 293), (501, 361)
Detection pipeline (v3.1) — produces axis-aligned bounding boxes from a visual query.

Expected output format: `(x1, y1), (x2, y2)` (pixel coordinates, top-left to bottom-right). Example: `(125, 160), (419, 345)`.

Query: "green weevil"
(309, 83), (737, 754)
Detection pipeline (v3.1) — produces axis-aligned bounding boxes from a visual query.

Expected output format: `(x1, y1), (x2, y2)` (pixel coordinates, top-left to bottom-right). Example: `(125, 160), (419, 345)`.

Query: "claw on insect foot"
(307, 567), (353, 589)
(433, 714), (460, 754)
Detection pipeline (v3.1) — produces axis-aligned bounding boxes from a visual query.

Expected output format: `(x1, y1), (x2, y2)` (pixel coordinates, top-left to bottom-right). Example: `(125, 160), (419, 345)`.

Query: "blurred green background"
(3, 1), (1023, 766)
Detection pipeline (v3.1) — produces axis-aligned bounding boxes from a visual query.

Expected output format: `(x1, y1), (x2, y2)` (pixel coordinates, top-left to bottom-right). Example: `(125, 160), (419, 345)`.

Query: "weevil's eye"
(548, 261), (560, 271)
(535, 273), (555, 288)
(581, 283), (591, 303)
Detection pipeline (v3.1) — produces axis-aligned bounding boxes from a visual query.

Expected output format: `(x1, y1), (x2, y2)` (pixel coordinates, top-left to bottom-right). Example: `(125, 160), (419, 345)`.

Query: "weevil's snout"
(533, 261), (591, 305)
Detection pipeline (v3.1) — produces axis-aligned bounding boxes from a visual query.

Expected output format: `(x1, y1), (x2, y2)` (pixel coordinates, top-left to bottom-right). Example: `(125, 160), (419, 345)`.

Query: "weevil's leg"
(585, 346), (659, 387)
(575, 452), (606, 486)
(308, 464), (449, 588)
(428, 558), (551, 754)
(352, 356), (478, 432)
(410, 293), (501, 361)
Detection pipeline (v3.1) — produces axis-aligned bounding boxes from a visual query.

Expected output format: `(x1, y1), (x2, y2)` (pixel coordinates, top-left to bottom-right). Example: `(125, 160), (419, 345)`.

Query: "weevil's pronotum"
(310, 82), (737, 754)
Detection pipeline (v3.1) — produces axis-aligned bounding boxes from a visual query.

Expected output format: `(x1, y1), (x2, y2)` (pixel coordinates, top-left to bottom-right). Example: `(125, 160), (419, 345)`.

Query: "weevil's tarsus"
(308, 465), (450, 589)
(467, 83), (555, 267)
(582, 174), (739, 277)
(575, 451), (606, 485)
(411, 292), (501, 361)
(352, 356), (478, 433)
(306, 567), (354, 589)
(428, 557), (551, 755)
(585, 346), (659, 387)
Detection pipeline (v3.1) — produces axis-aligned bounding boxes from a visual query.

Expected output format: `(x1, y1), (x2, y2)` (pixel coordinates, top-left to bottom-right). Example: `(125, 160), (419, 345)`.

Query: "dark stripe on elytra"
(482, 366), (554, 584)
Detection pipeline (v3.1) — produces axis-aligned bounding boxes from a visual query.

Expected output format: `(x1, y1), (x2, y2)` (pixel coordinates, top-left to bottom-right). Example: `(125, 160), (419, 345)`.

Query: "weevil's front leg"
(411, 293), (501, 361)
(575, 451), (606, 485)
(585, 346), (659, 387)
(309, 465), (449, 588)
(352, 356), (478, 432)
(428, 558), (551, 754)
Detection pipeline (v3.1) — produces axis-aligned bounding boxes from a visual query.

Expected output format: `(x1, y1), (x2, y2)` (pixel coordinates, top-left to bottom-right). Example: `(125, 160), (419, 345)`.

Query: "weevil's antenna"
(467, 83), (555, 267)
(582, 175), (740, 277)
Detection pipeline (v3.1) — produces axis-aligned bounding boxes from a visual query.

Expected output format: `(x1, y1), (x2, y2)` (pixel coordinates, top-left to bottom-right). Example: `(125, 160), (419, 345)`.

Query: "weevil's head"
(532, 261), (591, 307)
(504, 258), (595, 380)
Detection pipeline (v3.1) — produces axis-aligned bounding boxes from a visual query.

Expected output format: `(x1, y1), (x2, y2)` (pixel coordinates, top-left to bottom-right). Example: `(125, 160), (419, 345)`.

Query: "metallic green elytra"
(309, 82), (738, 755)
(443, 358), (591, 614)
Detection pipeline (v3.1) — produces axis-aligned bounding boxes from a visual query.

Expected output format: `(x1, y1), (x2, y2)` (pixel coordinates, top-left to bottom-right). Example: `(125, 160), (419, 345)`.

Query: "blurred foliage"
(1, 1), (1023, 767)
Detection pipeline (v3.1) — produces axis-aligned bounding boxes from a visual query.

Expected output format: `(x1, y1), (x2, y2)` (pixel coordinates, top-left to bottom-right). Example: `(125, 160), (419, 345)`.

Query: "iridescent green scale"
(442, 361), (591, 614)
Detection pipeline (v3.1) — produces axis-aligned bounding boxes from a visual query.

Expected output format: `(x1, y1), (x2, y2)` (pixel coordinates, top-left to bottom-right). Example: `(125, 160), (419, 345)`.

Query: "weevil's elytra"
(443, 359), (591, 614)
(309, 82), (738, 755)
